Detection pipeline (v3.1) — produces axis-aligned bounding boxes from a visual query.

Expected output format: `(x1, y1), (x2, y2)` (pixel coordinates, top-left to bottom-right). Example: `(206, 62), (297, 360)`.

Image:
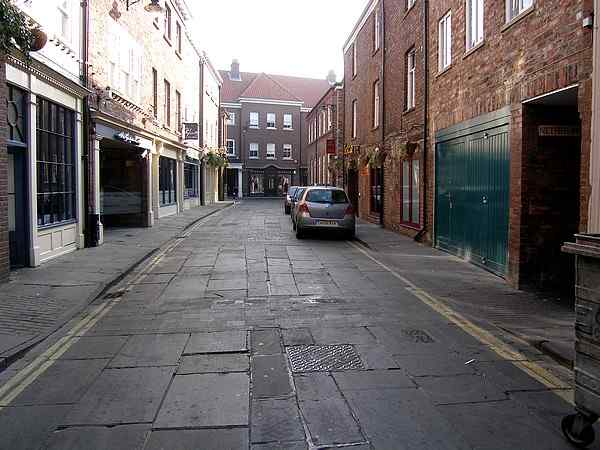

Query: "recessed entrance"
(521, 86), (581, 294)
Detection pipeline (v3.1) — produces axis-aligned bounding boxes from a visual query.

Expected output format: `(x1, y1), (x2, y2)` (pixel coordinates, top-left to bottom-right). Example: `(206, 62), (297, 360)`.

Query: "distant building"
(220, 60), (330, 197)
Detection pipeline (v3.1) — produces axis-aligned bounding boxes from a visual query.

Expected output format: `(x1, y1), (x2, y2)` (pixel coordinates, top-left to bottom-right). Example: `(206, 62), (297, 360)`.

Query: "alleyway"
(0, 200), (587, 450)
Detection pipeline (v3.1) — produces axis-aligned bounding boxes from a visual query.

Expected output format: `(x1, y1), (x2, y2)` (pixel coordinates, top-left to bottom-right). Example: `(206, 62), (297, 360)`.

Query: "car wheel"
(346, 230), (355, 240)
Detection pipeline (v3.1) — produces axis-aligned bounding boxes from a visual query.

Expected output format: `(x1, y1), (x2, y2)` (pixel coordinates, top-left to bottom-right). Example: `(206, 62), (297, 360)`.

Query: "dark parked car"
(293, 187), (355, 239)
(284, 186), (299, 214)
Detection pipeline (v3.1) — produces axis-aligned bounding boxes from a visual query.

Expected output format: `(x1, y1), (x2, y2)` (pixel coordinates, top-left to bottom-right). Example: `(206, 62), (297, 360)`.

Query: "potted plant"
(0, 0), (46, 56)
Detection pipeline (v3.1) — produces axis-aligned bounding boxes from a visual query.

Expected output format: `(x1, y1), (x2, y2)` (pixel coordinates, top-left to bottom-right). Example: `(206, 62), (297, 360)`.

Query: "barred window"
(36, 98), (76, 227)
(184, 162), (199, 199)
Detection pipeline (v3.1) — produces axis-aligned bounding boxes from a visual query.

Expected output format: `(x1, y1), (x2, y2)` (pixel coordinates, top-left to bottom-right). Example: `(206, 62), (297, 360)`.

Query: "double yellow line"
(348, 241), (573, 405)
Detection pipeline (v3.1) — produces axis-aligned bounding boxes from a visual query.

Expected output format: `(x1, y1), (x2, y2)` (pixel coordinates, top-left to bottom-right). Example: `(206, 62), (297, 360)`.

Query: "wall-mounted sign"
(538, 125), (581, 137)
(114, 131), (141, 146)
(184, 122), (199, 141)
(326, 139), (336, 154)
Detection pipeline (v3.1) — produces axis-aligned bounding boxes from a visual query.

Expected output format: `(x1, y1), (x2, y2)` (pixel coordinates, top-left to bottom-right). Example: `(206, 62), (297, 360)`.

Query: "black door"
(8, 146), (29, 268)
(347, 169), (359, 215)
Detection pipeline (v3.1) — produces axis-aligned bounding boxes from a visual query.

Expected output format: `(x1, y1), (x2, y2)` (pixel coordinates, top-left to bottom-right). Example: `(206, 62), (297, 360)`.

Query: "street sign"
(326, 139), (336, 154)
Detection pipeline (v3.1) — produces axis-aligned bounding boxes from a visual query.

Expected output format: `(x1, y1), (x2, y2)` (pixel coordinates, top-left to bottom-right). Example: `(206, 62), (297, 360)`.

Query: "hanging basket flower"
(0, 0), (35, 56)
(361, 146), (385, 168)
(205, 148), (229, 168)
(390, 139), (418, 161)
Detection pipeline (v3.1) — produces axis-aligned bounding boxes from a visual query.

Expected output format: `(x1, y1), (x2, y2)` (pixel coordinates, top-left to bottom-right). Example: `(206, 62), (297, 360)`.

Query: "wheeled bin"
(562, 234), (600, 448)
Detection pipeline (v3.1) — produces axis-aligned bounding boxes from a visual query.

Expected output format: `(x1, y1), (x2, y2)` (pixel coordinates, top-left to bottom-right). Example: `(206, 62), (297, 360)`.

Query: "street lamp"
(126, 0), (163, 14)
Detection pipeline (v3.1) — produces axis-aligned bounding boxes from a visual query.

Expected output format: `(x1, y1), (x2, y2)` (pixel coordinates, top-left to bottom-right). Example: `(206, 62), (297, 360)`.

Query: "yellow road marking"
(348, 241), (574, 405)
(0, 208), (223, 410)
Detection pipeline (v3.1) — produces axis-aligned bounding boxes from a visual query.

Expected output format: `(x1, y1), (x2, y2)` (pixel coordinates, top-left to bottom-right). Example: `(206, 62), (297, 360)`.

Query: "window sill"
(283, 128), (294, 131)
(38, 219), (77, 231)
(463, 40), (485, 59)
(249, 126), (259, 129)
(266, 127), (277, 130)
(436, 64), (452, 78)
(501, 6), (535, 32)
(283, 157), (293, 160)
(249, 157), (259, 159)
(266, 157), (276, 160)
(163, 35), (172, 46)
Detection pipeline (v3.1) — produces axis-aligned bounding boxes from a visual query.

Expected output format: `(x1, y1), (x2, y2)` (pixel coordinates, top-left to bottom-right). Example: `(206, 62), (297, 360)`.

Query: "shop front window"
(249, 174), (264, 195)
(184, 162), (199, 199)
(36, 97), (76, 227)
(159, 156), (177, 206)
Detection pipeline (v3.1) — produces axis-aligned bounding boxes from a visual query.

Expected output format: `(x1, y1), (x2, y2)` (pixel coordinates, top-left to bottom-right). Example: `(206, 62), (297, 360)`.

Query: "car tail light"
(345, 205), (354, 216)
(298, 202), (310, 216)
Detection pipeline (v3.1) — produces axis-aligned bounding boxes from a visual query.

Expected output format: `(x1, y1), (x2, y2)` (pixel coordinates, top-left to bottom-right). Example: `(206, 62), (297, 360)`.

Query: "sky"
(188, 0), (368, 81)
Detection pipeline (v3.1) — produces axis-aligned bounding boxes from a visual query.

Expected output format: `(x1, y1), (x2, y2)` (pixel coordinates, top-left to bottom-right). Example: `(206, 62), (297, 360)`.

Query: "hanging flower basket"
(361, 146), (386, 168)
(0, 0), (35, 56)
(390, 139), (418, 161)
(205, 148), (229, 168)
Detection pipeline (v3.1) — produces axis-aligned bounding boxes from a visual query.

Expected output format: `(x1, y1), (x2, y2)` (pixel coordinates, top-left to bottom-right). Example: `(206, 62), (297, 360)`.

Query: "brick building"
(305, 79), (344, 188)
(0, 56), (7, 282)
(344, 0), (594, 291)
(220, 60), (330, 197)
(428, 0), (593, 291)
(343, 1), (385, 224)
(87, 0), (220, 244)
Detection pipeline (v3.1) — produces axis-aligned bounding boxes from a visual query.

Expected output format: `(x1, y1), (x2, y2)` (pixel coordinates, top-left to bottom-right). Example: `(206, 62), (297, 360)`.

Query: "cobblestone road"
(0, 200), (590, 450)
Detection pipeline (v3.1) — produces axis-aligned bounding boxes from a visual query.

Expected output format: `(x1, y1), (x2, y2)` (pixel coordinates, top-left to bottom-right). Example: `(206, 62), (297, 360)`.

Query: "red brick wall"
(344, 3), (384, 222)
(383, 0), (426, 237)
(428, 0), (593, 287)
(0, 55), (9, 282)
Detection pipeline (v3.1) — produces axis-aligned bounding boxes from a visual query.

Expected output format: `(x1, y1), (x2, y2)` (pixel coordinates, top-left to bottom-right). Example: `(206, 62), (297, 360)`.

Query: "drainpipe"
(379, 0), (386, 227)
(414, 0), (429, 242)
(199, 58), (205, 205)
(81, 0), (96, 246)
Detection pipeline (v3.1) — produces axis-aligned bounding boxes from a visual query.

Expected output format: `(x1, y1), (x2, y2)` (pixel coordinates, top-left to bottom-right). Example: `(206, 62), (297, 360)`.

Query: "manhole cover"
(401, 329), (435, 343)
(287, 345), (364, 372)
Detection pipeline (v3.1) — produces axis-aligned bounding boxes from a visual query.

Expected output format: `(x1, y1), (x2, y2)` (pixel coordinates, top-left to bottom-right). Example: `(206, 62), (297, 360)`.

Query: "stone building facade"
(0, 56), (8, 282)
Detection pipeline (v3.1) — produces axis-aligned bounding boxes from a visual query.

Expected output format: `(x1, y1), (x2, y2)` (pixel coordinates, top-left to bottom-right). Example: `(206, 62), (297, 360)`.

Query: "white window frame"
(283, 144), (292, 160)
(266, 112), (276, 129)
(249, 112), (259, 128)
(226, 112), (235, 126)
(352, 100), (358, 139)
(266, 143), (276, 159)
(506, 0), (533, 21)
(352, 44), (357, 77)
(373, 81), (380, 128)
(283, 113), (293, 130)
(438, 11), (452, 72)
(374, 8), (380, 51)
(107, 22), (143, 105)
(327, 106), (332, 130)
(466, 0), (484, 50)
(58, 0), (72, 44)
(249, 143), (259, 159)
(226, 139), (236, 156)
(407, 49), (416, 110)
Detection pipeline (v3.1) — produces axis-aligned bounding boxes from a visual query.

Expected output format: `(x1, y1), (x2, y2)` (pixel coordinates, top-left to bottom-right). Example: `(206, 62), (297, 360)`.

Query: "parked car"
(294, 187), (355, 239)
(291, 187), (307, 227)
(283, 186), (299, 214)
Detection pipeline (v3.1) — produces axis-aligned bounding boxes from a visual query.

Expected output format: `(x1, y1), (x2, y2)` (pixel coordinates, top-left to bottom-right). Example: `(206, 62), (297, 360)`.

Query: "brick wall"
(428, 0), (593, 287)
(0, 55), (8, 282)
(344, 3), (384, 222)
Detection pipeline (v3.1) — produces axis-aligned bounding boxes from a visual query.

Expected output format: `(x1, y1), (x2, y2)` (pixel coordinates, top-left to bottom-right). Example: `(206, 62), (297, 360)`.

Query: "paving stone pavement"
(0, 204), (230, 367)
(0, 199), (591, 449)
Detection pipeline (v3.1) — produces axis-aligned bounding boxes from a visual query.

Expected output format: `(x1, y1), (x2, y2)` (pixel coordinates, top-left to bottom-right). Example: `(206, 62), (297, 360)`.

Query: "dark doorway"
(100, 142), (147, 227)
(347, 168), (359, 215)
(8, 146), (29, 268)
(226, 168), (238, 198)
(522, 88), (581, 295)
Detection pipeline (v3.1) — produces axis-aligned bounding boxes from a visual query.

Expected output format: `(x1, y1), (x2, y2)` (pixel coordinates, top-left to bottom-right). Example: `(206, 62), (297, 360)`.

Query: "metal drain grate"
(287, 345), (364, 372)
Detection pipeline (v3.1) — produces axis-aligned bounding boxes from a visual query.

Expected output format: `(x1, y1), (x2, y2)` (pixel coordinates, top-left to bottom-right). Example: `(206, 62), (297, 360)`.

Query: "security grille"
(287, 345), (363, 372)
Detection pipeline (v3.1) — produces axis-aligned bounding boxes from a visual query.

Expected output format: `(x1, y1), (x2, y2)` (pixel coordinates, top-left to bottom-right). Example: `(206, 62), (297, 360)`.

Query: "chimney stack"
(327, 70), (336, 86)
(230, 59), (241, 80)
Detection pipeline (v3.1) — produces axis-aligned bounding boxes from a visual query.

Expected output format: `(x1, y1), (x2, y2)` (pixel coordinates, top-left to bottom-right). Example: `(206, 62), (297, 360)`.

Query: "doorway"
(8, 147), (29, 268)
(347, 168), (359, 215)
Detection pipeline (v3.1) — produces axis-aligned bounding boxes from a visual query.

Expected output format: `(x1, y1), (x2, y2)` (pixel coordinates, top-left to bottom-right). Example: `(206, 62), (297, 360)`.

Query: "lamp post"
(126, 0), (163, 14)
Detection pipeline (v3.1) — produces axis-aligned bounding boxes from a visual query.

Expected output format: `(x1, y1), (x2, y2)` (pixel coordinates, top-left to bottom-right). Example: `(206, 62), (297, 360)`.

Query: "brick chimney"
(230, 59), (241, 81)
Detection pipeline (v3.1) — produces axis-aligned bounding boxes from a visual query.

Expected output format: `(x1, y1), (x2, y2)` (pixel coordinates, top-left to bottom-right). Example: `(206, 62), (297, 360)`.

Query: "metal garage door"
(435, 109), (510, 276)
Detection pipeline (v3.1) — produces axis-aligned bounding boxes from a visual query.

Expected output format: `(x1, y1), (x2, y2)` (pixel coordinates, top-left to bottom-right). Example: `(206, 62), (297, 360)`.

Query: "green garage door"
(435, 108), (510, 276)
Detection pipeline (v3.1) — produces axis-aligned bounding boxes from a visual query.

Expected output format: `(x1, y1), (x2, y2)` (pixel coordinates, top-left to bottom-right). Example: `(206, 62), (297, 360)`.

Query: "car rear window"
(288, 187), (298, 196)
(294, 188), (305, 200)
(306, 189), (348, 204)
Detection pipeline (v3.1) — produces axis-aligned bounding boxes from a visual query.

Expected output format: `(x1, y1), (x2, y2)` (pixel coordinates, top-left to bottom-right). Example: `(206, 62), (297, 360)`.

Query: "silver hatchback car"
(293, 187), (355, 239)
